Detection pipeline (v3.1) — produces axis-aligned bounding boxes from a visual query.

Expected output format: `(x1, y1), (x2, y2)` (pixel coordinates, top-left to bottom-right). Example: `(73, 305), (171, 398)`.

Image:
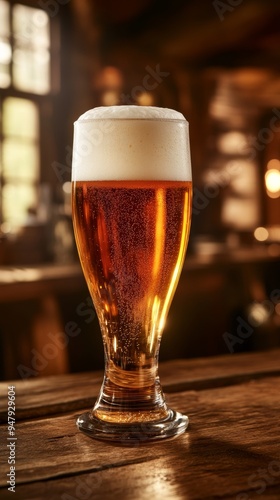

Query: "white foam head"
(72, 106), (192, 181)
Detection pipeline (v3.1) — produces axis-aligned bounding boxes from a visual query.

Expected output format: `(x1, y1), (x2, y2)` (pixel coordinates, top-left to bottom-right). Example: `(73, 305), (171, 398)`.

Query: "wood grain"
(0, 349), (279, 421)
(1, 376), (280, 498)
(0, 351), (280, 499)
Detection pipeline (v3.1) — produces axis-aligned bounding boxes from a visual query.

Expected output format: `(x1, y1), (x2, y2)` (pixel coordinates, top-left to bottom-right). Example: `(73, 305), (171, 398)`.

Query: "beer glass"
(72, 105), (192, 442)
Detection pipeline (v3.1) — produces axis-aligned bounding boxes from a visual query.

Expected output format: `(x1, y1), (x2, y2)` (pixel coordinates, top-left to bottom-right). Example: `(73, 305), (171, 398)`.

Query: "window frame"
(0, 0), (60, 228)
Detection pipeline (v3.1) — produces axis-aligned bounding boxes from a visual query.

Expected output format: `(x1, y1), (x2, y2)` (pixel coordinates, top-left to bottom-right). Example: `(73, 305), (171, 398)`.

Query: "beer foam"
(78, 106), (185, 121)
(72, 106), (192, 181)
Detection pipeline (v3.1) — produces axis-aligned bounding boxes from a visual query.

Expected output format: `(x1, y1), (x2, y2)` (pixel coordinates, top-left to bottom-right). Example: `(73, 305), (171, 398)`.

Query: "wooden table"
(0, 349), (280, 499)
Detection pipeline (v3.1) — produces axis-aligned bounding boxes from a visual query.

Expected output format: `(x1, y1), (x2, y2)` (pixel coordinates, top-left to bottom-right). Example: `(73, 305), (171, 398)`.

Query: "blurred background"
(0, 0), (279, 380)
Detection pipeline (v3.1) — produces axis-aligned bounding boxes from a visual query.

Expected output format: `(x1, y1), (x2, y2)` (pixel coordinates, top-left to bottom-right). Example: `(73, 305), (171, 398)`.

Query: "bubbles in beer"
(72, 105), (192, 393)
(73, 180), (192, 383)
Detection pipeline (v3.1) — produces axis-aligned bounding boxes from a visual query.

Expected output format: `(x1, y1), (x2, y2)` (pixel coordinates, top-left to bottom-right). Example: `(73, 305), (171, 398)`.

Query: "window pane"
(13, 48), (50, 94)
(0, 37), (11, 88)
(2, 183), (37, 225)
(13, 4), (49, 48)
(221, 197), (260, 230)
(0, 63), (11, 87)
(2, 138), (39, 181)
(0, 0), (9, 38)
(0, 39), (11, 63)
(3, 97), (39, 139)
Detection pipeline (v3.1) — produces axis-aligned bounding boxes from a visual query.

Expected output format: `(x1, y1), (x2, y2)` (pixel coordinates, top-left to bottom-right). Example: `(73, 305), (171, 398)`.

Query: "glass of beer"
(72, 105), (192, 443)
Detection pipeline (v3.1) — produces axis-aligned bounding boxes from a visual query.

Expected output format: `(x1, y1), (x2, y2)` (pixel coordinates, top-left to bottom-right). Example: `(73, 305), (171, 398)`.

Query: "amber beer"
(73, 180), (191, 375)
(72, 106), (192, 441)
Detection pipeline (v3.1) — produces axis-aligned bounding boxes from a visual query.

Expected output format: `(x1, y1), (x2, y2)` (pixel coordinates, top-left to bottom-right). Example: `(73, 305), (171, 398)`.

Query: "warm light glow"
(149, 296), (160, 352)
(217, 132), (247, 155)
(62, 181), (72, 194)
(248, 303), (271, 326)
(0, 72), (10, 88)
(136, 92), (154, 106)
(158, 190), (190, 332)
(96, 66), (123, 89)
(14, 268), (41, 282)
(267, 158), (280, 170)
(101, 90), (120, 106)
(222, 197), (259, 230)
(33, 10), (48, 27)
(113, 336), (117, 352)
(229, 160), (258, 196)
(254, 227), (269, 242)
(1, 222), (11, 234)
(144, 189), (165, 344)
(152, 189), (165, 278)
(34, 50), (49, 64)
(0, 41), (11, 63)
(265, 168), (280, 197)
(0, 267), (41, 283)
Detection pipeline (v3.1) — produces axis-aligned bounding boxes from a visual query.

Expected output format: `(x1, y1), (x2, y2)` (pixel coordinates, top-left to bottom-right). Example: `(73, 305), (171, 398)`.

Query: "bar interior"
(0, 0), (279, 381)
(1, 2), (280, 499)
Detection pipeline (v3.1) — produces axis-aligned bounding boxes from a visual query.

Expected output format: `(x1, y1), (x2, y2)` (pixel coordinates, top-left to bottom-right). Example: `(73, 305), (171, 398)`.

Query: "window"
(0, 0), (51, 230)
(2, 97), (39, 225)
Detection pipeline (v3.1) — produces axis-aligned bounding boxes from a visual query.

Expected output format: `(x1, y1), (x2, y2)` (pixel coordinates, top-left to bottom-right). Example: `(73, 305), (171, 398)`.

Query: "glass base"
(76, 409), (188, 444)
